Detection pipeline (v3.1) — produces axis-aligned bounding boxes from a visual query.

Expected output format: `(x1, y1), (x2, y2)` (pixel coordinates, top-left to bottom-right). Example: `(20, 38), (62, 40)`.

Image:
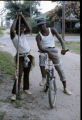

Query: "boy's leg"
(39, 53), (47, 86)
(23, 61), (31, 90)
(55, 64), (66, 88)
(40, 66), (46, 78)
(48, 48), (72, 95)
(23, 56), (32, 95)
(11, 57), (23, 100)
(40, 66), (47, 86)
(54, 64), (72, 95)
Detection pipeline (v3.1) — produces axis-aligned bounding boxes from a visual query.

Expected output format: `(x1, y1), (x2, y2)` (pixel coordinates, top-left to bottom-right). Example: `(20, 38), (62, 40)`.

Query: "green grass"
(65, 33), (80, 36)
(14, 101), (22, 108)
(0, 27), (6, 31)
(0, 30), (3, 36)
(55, 41), (80, 54)
(0, 51), (16, 76)
(0, 112), (6, 120)
(0, 27), (6, 36)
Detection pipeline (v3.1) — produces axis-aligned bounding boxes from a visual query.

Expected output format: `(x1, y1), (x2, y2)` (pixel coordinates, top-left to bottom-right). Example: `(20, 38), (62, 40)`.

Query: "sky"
(39, 1), (57, 13)
(0, 1), (4, 9)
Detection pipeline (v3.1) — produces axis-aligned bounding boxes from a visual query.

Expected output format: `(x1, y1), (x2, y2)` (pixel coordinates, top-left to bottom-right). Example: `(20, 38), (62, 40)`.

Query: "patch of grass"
(0, 27), (6, 36)
(0, 112), (6, 120)
(14, 101), (22, 108)
(0, 98), (10, 103)
(0, 27), (5, 36)
(55, 41), (80, 54)
(65, 33), (80, 36)
(0, 30), (3, 37)
(59, 33), (80, 36)
(0, 51), (16, 76)
(0, 27), (6, 31)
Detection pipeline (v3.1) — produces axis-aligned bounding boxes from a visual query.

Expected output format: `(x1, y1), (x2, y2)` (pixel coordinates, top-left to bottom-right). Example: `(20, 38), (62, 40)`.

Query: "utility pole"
(62, 1), (65, 41)
(1, 17), (3, 27)
(30, 1), (32, 18)
(30, 1), (32, 34)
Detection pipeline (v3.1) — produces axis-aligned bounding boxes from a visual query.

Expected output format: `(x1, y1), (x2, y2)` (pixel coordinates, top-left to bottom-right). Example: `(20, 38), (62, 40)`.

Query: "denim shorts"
(39, 48), (60, 66)
(39, 48), (66, 81)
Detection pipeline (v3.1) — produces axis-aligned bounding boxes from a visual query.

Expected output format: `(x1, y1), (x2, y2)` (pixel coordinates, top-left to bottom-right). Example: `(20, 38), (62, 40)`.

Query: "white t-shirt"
(39, 28), (55, 48)
(12, 33), (30, 54)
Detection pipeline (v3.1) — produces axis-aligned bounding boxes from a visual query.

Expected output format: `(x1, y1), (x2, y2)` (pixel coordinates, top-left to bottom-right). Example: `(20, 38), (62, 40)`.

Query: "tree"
(5, 1), (40, 20)
(65, 1), (80, 19)
(47, 1), (80, 21)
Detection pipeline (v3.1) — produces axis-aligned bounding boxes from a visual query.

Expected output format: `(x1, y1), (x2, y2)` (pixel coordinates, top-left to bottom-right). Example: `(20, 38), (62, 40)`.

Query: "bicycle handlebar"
(65, 49), (69, 52)
(61, 49), (69, 55)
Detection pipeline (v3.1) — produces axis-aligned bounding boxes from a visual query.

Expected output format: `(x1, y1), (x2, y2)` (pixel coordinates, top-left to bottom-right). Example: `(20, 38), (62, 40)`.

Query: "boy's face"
(20, 24), (24, 33)
(38, 24), (46, 31)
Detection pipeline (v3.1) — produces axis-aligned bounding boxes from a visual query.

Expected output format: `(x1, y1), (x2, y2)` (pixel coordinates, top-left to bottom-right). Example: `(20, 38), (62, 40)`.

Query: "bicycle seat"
(38, 50), (44, 53)
(19, 53), (30, 57)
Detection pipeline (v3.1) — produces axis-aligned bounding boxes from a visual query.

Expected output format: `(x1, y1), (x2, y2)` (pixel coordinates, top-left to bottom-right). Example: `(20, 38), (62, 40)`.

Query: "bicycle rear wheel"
(48, 78), (57, 108)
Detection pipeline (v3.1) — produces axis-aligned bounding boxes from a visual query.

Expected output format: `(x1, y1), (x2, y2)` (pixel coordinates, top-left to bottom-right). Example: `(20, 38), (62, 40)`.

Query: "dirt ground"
(0, 32), (80, 120)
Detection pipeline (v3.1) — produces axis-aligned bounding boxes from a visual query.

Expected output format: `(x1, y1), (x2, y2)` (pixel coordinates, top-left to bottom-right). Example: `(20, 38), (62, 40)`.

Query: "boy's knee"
(39, 53), (46, 67)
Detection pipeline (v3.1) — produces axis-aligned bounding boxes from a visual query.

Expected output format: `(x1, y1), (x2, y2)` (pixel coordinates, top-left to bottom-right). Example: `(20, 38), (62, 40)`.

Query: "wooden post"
(30, 1), (32, 34)
(16, 15), (21, 98)
(30, 1), (32, 18)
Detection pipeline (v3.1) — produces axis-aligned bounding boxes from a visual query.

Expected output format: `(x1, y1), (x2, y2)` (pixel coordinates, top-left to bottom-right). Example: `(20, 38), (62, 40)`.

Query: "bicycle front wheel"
(48, 78), (57, 108)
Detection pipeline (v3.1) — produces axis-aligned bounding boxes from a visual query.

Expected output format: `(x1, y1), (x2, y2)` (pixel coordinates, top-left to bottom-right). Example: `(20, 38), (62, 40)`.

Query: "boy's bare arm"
(51, 28), (66, 50)
(18, 13), (32, 34)
(10, 15), (18, 39)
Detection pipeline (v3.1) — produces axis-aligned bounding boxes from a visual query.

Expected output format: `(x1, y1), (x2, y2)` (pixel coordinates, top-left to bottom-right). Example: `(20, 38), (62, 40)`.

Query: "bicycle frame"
(41, 53), (57, 108)
(45, 53), (55, 79)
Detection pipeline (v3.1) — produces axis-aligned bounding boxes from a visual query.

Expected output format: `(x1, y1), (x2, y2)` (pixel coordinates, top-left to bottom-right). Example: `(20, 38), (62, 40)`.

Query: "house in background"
(51, 13), (80, 33)
(65, 13), (80, 33)
(35, 11), (80, 34)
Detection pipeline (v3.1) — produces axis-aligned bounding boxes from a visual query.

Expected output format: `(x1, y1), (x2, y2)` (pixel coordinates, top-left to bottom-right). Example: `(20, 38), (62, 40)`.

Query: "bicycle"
(39, 51), (57, 109)
(39, 49), (69, 108)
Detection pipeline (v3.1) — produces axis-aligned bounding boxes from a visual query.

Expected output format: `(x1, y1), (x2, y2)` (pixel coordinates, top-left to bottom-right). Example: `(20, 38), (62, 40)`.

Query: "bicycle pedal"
(53, 77), (56, 79)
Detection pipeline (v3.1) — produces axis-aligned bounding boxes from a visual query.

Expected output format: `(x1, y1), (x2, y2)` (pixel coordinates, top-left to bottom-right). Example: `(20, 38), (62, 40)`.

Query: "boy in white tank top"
(10, 13), (34, 101)
(36, 19), (72, 95)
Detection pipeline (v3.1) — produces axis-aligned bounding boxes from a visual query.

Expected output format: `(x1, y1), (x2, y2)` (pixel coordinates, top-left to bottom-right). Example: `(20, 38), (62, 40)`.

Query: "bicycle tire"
(48, 78), (57, 108)
(44, 83), (48, 92)
(43, 69), (49, 92)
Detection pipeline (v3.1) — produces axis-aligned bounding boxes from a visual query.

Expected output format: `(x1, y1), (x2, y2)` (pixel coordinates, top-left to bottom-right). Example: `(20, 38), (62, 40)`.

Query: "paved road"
(0, 34), (80, 120)
(64, 35), (80, 41)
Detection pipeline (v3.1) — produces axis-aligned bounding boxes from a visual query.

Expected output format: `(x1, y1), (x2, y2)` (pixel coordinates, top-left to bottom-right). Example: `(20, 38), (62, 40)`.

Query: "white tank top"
(12, 33), (30, 54)
(39, 28), (55, 48)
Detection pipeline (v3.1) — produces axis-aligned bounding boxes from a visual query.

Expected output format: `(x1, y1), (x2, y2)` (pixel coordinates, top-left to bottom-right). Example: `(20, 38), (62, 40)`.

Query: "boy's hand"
(61, 49), (69, 55)
(18, 12), (23, 18)
(15, 13), (23, 19)
(15, 14), (19, 19)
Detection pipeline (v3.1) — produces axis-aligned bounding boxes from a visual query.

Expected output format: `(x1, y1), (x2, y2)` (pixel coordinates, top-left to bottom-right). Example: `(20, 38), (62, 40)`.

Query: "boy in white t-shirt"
(10, 13), (34, 101)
